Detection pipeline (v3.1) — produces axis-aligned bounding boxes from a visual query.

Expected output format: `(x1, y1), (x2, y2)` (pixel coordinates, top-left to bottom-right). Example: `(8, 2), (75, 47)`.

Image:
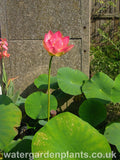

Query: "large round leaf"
(34, 74), (58, 90)
(25, 91), (58, 119)
(83, 72), (114, 102)
(32, 112), (111, 160)
(3, 136), (33, 160)
(79, 99), (107, 127)
(57, 67), (88, 95)
(0, 95), (22, 150)
(111, 74), (120, 103)
(104, 123), (120, 152)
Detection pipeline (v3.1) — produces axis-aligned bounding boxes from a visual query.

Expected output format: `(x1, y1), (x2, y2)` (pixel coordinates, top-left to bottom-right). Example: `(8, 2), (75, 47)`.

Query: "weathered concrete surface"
(0, 0), (91, 93)
(5, 40), (81, 92)
(6, 0), (82, 39)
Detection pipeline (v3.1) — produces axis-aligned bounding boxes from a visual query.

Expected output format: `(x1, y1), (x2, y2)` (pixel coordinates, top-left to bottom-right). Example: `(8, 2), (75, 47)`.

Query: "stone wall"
(0, 0), (91, 93)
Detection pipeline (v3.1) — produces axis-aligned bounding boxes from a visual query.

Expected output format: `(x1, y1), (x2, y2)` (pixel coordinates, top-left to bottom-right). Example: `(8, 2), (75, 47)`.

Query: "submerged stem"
(48, 56), (53, 121)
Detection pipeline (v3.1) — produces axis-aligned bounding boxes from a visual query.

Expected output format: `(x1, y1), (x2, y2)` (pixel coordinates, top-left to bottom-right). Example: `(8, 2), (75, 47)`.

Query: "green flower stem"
(0, 58), (3, 93)
(48, 56), (53, 121)
(1, 57), (7, 95)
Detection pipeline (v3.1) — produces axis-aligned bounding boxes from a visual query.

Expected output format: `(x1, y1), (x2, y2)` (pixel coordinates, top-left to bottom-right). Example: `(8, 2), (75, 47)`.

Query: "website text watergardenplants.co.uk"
(3, 151), (117, 160)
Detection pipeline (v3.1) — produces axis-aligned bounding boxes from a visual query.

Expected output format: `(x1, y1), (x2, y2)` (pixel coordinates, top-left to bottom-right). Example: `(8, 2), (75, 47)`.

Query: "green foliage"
(91, 46), (120, 80)
(0, 59), (23, 106)
(32, 112), (112, 160)
(83, 72), (114, 102)
(30, 68), (120, 154)
(104, 123), (120, 152)
(111, 74), (120, 103)
(2, 60), (7, 85)
(1, 8), (119, 157)
(91, 27), (120, 79)
(57, 67), (88, 95)
(25, 91), (58, 120)
(6, 80), (14, 98)
(34, 74), (58, 90)
(6, 80), (24, 106)
(2, 66), (120, 156)
(78, 99), (107, 127)
(0, 95), (22, 150)
(92, 0), (117, 19)
(3, 136), (33, 160)
(38, 120), (47, 126)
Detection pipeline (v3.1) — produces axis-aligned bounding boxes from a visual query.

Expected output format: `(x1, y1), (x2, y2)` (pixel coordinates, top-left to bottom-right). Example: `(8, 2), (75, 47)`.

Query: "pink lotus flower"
(43, 30), (74, 56)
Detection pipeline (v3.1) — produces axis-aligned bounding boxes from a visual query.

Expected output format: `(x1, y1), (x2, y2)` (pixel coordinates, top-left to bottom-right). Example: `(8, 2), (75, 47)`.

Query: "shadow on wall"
(20, 83), (47, 98)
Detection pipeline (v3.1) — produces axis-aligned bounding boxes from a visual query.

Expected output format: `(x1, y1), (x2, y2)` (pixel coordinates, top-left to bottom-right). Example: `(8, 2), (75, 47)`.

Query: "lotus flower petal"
(62, 37), (69, 47)
(60, 45), (74, 53)
(49, 47), (58, 54)
(54, 39), (63, 51)
(45, 40), (53, 49)
(44, 30), (53, 42)
(54, 31), (62, 39)
(43, 31), (74, 56)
